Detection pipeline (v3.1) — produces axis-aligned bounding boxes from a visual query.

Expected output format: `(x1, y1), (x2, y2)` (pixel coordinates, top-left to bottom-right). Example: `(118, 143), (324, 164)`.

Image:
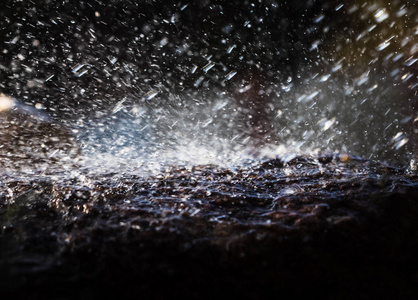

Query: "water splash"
(0, 0), (416, 174)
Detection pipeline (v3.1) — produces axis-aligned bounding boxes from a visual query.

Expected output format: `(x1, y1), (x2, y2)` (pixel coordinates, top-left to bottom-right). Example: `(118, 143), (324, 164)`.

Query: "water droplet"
(392, 132), (409, 150)
(72, 64), (89, 77)
(112, 98), (127, 114)
(395, 138), (408, 150)
(401, 72), (413, 82)
(367, 24), (377, 32)
(213, 101), (228, 111)
(314, 14), (325, 23)
(405, 57), (417, 66)
(347, 5), (359, 14)
(108, 56), (118, 65)
(335, 4), (344, 11)
(227, 45), (236, 53)
(298, 91), (319, 103)
(377, 40), (391, 51)
(45, 74), (55, 82)
(224, 71), (237, 81)
(194, 76), (204, 87)
(201, 118), (213, 128)
(10, 36), (20, 44)
(318, 117), (336, 132)
(202, 62), (215, 73)
(319, 74), (331, 82)
(143, 89), (159, 101)
(374, 8), (389, 23)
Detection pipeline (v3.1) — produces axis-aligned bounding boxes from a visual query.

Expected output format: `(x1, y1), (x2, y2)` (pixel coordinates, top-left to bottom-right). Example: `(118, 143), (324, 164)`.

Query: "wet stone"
(0, 155), (417, 299)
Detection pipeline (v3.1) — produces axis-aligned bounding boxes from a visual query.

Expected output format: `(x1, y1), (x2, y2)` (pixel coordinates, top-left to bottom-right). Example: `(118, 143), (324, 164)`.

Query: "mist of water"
(0, 0), (417, 175)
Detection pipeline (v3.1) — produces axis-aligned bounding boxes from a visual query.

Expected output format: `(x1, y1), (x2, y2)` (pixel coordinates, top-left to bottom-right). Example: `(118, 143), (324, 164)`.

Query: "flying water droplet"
(224, 70), (237, 81)
(45, 74), (55, 82)
(318, 117), (336, 132)
(374, 8), (389, 23)
(377, 40), (391, 51)
(143, 89), (159, 101)
(227, 45), (236, 53)
(72, 64), (89, 77)
(112, 98), (127, 114)
(213, 100), (228, 111)
(335, 4), (344, 11)
(203, 62), (215, 73)
(404, 57), (417, 66)
(319, 74), (331, 82)
(298, 91), (320, 103)
(314, 14), (325, 23)
(194, 76), (204, 87)
(392, 132), (408, 150)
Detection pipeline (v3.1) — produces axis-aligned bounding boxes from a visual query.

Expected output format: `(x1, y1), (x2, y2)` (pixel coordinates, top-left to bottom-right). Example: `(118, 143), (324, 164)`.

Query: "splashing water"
(0, 0), (417, 176)
(1, 3), (418, 299)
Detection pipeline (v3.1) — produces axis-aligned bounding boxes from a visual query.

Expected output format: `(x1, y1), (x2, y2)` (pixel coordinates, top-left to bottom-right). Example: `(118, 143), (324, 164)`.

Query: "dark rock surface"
(1, 154), (417, 299)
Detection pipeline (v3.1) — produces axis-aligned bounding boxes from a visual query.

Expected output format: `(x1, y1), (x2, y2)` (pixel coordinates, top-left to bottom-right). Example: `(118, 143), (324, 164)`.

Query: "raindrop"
(319, 74), (331, 82)
(401, 73), (413, 82)
(367, 24), (377, 32)
(393, 53), (404, 62)
(396, 7), (408, 18)
(347, 5), (359, 14)
(45, 74), (55, 82)
(213, 101), (228, 111)
(108, 56), (118, 65)
(112, 98), (127, 114)
(392, 132), (408, 150)
(227, 45), (236, 53)
(374, 8), (389, 23)
(10, 36), (20, 44)
(314, 14), (325, 23)
(194, 76), (204, 87)
(356, 73), (369, 86)
(201, 118), (213, 128)
(335, 4), (344, 11)
(72, 64), (89, 77)
(377, 40), (391, 51)
(299, 91), (319, 103)
(318, 117), (336, 132)
(143, 89), (159, 101)
(405, 57), (417, 66)
(203, 62), (215, 73)
(224, 70), (237, 81)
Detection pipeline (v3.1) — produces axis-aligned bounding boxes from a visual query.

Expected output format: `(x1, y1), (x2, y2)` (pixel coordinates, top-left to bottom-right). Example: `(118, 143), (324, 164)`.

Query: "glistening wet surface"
(1, 154), (417, 299)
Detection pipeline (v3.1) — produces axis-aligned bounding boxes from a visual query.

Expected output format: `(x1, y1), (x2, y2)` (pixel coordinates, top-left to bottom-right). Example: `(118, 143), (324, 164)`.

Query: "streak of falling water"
(0, 0), (416, 175)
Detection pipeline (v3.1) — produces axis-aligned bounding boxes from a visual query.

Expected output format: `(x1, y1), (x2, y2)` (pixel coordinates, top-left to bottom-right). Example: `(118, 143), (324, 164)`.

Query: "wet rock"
(0, 94), (80, 170)
(0, 156), (417, 299)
